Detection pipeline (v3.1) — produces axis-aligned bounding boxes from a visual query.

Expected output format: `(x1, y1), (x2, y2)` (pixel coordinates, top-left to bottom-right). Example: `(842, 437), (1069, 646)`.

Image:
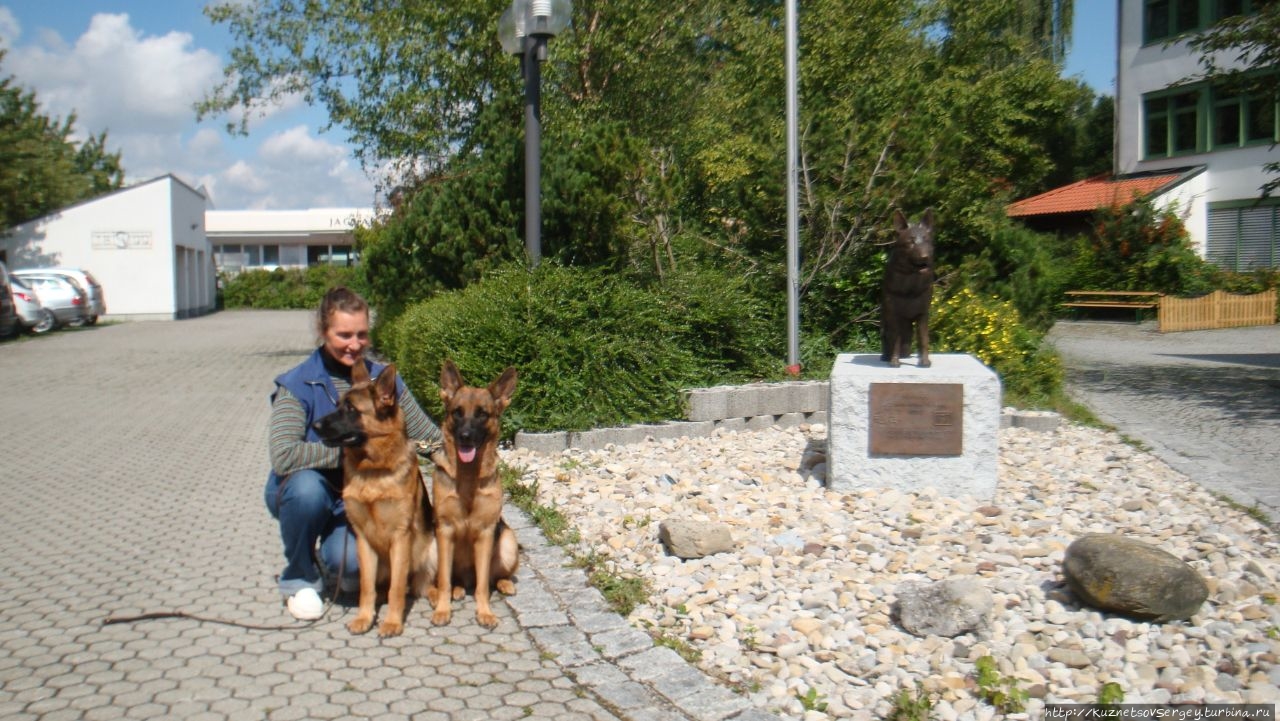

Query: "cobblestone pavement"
(0, 311), (781, 721)
(1047, 320), (1280, 520)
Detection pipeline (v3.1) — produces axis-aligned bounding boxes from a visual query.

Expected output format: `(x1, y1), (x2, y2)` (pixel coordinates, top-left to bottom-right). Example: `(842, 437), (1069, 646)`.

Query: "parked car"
(9, 275), (56, 333)
(13, 267), (105, 324)
(17, 273), (90, 327)
(0, 261), (18, 338)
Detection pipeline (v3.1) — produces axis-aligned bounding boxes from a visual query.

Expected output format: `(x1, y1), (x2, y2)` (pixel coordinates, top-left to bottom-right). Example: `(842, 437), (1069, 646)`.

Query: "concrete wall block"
(746, 414), (778, 431)
(515, 430), (569, 454)
(714, 417), (748, 433)
(644, 421), (715, 441)
(682, 387), (728, 422)
(566, 429), (596, 451)
(724, 387), (760, 420)
(775, 412), (807, 429)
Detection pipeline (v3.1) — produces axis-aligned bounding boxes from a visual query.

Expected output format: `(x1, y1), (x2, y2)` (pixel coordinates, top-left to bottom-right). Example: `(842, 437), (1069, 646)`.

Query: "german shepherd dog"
(881, 208), (936, 368)
(312, 362), (434, 637)
(425, 360), (520, 628)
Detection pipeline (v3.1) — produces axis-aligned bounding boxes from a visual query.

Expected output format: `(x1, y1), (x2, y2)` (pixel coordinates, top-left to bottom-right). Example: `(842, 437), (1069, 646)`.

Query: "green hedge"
(220, 266), (366, 309)
(377, 263), (783, 435)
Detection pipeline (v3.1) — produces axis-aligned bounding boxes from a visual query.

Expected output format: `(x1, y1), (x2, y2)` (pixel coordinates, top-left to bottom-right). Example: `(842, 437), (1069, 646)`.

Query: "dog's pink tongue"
(459, 446), (477, 464)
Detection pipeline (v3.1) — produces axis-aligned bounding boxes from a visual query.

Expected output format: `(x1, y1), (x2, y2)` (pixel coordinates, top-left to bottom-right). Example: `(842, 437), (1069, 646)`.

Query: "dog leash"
(101, 536), (350, 631)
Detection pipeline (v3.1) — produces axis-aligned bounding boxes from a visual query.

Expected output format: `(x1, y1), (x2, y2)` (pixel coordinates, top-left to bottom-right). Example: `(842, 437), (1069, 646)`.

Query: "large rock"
(893, 577), (993, 638)
(1062, 534), (1209, 622)
(658, 520), (735, 559)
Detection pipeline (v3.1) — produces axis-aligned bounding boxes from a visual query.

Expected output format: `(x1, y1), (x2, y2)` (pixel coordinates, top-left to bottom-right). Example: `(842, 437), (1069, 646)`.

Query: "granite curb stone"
(508, 500), (787, 721)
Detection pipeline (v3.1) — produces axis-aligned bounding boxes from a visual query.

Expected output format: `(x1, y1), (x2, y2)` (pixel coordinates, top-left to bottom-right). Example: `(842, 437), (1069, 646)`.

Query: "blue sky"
(0, 1), (1118, 211)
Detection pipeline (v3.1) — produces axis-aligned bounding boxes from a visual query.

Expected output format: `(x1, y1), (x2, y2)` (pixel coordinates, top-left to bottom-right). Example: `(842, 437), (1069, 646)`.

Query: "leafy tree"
(0, 54), (125, 229)
(205, 0), (1089, 361)
(1185, 1), (1280, 196)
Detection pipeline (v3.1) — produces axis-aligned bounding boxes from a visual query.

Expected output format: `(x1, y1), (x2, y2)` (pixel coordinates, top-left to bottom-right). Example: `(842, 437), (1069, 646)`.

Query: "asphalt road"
(1047, 320), (1280, 521)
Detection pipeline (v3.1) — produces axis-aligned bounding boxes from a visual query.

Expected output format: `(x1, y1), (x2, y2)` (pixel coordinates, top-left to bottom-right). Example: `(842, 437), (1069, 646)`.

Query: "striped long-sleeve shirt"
(268, 378), (443, 478)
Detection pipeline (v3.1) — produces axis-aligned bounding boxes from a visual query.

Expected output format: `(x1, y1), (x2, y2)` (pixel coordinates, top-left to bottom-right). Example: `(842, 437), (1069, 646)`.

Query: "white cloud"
(0, 7), (19, 46)
(1, 10), (375, 210)
(7, 13), (222, 135)
(198, 127), (375, 210)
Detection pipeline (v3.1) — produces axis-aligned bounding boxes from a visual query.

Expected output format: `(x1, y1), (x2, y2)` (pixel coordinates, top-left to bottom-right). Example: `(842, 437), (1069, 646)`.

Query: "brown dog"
(312, 362), (434, 637)
(425, 360), (520, 628)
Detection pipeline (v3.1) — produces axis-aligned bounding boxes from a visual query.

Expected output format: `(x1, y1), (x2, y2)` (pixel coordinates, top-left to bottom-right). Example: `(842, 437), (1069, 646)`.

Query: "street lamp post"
(499, 0), (572, 269)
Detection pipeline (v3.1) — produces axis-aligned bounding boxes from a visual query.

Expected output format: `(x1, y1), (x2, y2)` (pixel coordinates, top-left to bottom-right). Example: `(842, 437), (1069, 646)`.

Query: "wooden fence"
(1158, 289), (1277, 332)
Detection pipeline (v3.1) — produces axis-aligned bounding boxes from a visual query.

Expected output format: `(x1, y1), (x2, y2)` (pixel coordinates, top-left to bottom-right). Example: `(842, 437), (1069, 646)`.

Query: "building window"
(262, 244), (280, 266)
(1145, 89), (1203, 157)
(216, 244), (244, 269)
(1144, 0), (1255, 43)
(1208, 201), (1280, 270)
(1146, 83), (1278, 158)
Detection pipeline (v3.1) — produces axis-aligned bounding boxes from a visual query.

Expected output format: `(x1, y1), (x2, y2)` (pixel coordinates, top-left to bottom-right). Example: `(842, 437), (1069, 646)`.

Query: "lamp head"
(498, 0), (529, 55)
(528, 0), (572, 37)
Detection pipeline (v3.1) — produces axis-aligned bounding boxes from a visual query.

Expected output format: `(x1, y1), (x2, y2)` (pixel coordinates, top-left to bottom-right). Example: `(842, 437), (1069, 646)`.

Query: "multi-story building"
(1010, 0), (1278, 270)
(206, 208), (376, 275)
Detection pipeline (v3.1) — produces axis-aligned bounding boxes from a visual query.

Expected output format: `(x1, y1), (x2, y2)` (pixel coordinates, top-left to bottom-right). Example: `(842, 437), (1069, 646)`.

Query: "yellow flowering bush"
(931, 287), (1063, 406)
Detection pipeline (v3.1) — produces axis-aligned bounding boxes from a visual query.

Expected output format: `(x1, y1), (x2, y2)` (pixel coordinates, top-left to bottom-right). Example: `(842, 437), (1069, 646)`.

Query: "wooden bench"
(1062, 291), (1161, 321)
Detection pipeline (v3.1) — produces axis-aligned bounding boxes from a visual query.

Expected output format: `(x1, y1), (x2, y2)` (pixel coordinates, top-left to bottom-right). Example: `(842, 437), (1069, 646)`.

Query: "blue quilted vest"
(267, 348), (404, 485)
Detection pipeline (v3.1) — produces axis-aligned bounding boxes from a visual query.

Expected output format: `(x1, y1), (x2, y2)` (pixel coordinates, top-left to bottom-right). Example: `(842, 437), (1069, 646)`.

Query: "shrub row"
(220, 266), (366, 309)
(377, 263), (785, 435)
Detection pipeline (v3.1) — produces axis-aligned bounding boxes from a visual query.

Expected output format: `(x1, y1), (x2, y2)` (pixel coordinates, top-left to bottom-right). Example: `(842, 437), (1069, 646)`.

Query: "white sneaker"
(286, 588), (324, 620)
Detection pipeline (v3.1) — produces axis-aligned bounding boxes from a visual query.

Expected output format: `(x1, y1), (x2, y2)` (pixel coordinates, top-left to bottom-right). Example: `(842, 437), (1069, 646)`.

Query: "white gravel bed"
(503, 422), (1280, 720)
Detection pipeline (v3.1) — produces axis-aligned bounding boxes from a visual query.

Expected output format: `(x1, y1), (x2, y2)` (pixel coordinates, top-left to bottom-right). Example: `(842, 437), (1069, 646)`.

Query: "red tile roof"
(1006, 172), (1186, 217)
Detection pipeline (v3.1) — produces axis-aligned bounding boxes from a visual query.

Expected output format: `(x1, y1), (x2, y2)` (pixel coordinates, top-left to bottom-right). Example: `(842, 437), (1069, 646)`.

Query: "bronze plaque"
(869, 383), (963, 456)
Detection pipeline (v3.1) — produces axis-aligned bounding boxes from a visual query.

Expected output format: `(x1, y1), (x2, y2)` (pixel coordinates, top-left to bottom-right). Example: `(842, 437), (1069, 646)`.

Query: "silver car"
(17, 273), (90, 327)
(14, 267), (105, 324)
(9, 275), (55, 333)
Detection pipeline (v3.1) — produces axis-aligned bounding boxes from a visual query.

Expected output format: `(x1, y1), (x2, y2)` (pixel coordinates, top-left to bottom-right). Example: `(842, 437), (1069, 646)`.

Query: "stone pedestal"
(828, 353), (1000, 499)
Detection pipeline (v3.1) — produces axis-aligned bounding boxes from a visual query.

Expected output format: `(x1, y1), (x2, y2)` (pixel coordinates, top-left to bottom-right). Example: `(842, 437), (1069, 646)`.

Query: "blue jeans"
(264, 469), (359, 597)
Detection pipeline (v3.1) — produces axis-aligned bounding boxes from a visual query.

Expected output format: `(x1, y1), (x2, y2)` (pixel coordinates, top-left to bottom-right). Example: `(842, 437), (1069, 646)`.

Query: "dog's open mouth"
(458, 445), (478, 464)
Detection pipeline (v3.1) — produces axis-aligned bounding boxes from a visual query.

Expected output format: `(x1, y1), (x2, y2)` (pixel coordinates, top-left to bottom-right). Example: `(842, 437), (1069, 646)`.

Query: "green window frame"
(1144, 88), (1204, 158)
(1145, 80), (1278, 159)
(1143, 0), (1256, 43)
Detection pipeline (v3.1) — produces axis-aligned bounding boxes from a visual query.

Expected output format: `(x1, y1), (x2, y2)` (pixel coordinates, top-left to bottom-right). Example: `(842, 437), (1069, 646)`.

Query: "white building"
(0, 175), (215, 321)
(1, 177), (378, 321)
(1011, 1), (1278, 270)
(1116, 0), (1278, 270)
(206, 208), (376, 274)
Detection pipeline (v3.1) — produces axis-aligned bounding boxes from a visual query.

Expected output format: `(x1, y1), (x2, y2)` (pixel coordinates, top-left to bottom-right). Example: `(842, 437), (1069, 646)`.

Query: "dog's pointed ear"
(374, 363), (399, 408)
(489, 366), (518, 409)
(352, 358), (371, 385)
(439, 359), (463, 401)
(921, 207), (935, 228)
(892, 209), (909, 233)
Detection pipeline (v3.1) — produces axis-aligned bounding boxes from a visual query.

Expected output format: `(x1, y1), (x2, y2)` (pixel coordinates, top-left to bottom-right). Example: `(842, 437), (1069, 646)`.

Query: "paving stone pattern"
(0, 311), (780, 721)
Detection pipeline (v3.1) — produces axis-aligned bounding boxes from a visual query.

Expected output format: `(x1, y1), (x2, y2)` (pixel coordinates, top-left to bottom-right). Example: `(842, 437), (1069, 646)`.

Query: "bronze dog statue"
(880, 208), (936, 368)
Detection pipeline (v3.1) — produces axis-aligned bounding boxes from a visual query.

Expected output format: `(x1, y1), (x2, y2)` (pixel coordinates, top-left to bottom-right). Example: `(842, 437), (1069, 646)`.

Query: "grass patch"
(1211, 491), (1273, 526)
(501, 462), (651, 616)
(888, 682), (934, 721)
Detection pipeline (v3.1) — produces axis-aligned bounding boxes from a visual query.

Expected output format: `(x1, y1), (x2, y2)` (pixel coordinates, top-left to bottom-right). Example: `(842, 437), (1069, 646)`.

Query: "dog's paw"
(495, 579), (516, 596)
(347, 615), (375, 634)
(377, 619), (404, 637)
(431, 608), (452, 626)
(476, 610), (499, 629)
(451, 585), (465, 601)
